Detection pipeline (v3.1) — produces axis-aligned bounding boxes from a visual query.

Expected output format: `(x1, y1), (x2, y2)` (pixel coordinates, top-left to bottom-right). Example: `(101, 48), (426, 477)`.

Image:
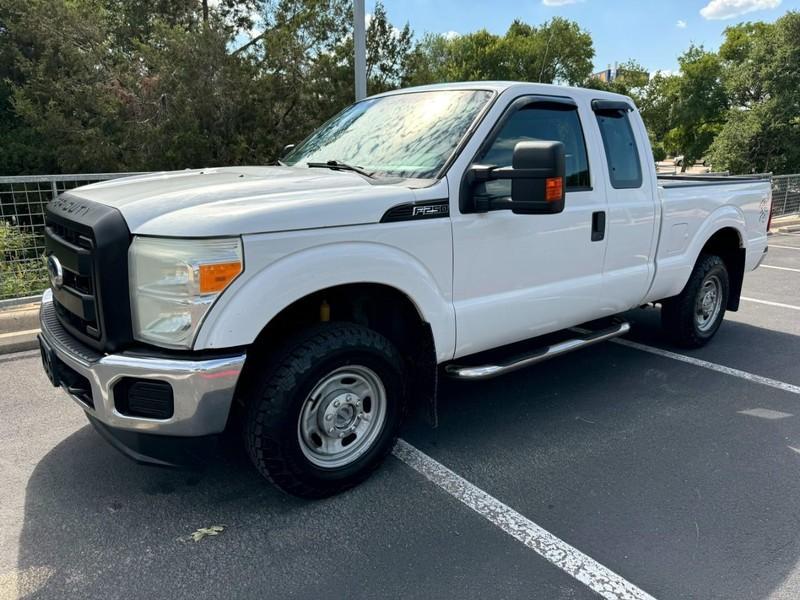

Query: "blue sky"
(372, 0), (799, 74)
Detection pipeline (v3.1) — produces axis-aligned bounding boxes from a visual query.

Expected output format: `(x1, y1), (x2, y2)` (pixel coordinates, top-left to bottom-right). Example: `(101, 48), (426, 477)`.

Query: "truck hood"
(66, 166), (420, 236)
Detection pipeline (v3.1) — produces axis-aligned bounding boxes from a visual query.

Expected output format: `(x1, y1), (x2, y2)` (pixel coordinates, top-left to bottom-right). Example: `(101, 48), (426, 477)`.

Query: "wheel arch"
(650, 207), (747, 307)
(233, 282), (441, 427)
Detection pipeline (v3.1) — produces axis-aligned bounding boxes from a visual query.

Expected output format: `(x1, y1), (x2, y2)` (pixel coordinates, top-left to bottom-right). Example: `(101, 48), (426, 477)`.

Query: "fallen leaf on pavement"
(189, 525), (226, 542)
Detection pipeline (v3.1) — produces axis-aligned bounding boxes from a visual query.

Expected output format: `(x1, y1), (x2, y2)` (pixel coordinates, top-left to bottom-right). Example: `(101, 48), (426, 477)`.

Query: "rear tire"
(243, 322), (405, 498)
(661, 254), (729, 348)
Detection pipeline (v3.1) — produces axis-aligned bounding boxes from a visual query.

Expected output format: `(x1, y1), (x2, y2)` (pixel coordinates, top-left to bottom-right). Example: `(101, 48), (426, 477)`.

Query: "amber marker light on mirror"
(545, 177), (563, 202)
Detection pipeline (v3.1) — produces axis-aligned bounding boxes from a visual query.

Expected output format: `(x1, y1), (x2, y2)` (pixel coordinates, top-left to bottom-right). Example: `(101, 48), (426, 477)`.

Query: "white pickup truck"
(38, 82), (772, 497)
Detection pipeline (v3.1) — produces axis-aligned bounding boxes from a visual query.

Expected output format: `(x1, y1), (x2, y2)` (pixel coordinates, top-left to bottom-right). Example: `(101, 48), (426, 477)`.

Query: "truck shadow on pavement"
(16, 423), (505, 598)
(15, 310), (800, 599)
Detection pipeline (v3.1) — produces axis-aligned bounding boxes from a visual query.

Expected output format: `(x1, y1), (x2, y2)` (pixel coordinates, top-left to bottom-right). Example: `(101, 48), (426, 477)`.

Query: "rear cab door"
(590, 99), (659, 311)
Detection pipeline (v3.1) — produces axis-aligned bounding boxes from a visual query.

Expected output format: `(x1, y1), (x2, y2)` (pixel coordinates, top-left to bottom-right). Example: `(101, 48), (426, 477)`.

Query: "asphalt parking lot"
(1, 233), (799, 600)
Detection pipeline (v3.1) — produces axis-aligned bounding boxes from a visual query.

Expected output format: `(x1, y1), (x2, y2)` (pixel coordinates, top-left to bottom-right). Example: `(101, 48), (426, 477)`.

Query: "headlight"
(129, 236), (243, 349)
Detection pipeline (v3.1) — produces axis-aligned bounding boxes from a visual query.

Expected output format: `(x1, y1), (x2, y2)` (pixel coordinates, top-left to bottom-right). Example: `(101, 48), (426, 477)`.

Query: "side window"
(595, 110), (642, 189)
(476, 102), (590, 199)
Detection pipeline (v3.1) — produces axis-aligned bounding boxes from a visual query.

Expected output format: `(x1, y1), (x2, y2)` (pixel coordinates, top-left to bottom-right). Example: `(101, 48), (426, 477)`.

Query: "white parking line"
(761, 264), (800, 273)
(769, 244), (800, 250)
(393, 439), (657, 600)
(738, 408), (793, 420)
(612, 338), (800, 396)
(741, 297), (800, 311)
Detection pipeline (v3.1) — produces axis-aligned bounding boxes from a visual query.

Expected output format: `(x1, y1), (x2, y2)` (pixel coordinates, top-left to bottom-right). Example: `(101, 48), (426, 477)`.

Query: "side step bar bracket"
(445, 321), (630, 380)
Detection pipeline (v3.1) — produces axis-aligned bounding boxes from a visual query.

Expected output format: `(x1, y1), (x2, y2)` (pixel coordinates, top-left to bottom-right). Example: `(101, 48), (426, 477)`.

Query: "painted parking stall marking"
(761, 264), (800, 273)
(738, 408), (794, 420)
(612, 338), (800, 396)
(393, 439), (657, 600)
(741, 297), (800, 311)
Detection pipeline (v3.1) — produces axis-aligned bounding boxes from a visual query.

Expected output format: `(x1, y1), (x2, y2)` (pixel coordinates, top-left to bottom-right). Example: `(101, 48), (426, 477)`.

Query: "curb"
(0, 303), (40, 355)
(0, 329), (40, 355)
(772, 215), (800, 232)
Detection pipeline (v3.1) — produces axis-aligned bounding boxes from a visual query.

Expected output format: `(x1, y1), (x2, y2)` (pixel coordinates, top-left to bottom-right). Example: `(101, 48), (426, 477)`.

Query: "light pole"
(353, 0), (367, 101)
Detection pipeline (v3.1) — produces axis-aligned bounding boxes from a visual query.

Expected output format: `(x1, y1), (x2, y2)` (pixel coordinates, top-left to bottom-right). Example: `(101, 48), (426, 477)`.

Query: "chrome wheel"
(297, 365), (387, 469)
(695, 274), (723, 332)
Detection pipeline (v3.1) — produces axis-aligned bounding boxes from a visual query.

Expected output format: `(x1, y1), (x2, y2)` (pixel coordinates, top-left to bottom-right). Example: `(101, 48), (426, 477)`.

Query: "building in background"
(591, 62), (649, 83)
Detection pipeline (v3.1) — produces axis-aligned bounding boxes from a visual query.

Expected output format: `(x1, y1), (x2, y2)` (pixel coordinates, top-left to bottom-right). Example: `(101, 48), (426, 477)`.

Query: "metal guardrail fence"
(772, 174), (800, 218)
(0, 171), (798, 303)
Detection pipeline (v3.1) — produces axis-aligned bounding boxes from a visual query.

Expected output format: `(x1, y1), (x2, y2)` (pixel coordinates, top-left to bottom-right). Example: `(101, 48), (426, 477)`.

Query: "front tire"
(244, 323), (405, 498)
(661, 254), (729, 348)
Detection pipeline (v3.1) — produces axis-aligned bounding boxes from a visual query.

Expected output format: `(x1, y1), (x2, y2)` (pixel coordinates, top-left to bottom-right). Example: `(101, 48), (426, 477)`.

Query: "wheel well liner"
(699, 227), (745, 311)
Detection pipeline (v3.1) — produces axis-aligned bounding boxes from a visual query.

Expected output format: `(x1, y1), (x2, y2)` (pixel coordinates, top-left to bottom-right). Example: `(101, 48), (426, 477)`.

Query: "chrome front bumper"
(39, 289), (246, 437)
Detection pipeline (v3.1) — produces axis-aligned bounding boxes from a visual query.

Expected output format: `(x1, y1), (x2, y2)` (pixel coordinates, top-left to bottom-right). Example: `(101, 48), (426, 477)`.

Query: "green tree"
(406, 17), (594, 86)
(0, 0), (417, 174)
(708, 12), (800, 174)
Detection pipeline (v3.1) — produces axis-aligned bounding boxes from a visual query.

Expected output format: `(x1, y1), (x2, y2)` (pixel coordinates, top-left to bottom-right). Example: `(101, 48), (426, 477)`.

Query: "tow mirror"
(461, 141), (566, 215)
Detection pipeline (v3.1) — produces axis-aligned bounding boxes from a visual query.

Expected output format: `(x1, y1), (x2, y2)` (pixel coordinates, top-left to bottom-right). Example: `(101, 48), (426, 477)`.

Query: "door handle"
(591, 211), (606, 242)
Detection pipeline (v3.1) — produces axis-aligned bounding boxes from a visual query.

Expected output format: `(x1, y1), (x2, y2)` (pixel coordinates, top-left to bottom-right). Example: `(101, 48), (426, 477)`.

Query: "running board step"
(445, 321), (631, 380)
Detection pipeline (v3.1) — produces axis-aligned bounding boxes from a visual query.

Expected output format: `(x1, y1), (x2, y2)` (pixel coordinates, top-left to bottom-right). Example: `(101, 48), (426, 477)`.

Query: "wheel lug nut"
(326, 414), (333, 421)
(339, 432), (345, 438)
(328, 427), (334, 433)
(334, 400), (340, 407)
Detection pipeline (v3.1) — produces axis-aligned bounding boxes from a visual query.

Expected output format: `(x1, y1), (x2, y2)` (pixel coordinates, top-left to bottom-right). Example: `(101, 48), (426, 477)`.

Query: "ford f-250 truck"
(37, 82), (772, 498)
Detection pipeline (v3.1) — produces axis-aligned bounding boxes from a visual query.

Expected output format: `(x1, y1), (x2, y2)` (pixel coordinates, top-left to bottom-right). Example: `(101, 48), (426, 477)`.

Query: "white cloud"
(542, 0), (582, 5)
(443, 30), (460, 40)
(676, 19), (688, 28)
(700, 0), (781, 20)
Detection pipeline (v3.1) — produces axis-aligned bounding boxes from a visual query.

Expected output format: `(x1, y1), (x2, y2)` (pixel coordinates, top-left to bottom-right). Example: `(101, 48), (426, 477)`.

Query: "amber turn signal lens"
(545, 177), (563, 202)
(199, 261), (242, 294)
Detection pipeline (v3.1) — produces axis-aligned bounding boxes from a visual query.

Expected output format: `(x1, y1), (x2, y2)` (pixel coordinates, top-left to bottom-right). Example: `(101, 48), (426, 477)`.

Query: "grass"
(0, 222), (48, 300)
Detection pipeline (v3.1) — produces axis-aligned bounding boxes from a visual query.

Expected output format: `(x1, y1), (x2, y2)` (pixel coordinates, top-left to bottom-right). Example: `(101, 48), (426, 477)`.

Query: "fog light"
(114, 378), (174, 420)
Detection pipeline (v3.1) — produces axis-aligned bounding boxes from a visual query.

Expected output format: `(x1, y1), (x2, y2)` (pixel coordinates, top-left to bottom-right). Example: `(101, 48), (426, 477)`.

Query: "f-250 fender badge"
(381, 200), (449, 223)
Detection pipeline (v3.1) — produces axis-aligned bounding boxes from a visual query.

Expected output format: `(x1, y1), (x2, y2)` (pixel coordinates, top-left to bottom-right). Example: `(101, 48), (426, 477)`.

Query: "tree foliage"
(0, 0), (417, 174)
(405, 18), (594, 86)
(708, 12), (800, 174)
(1, 2), (799, 176)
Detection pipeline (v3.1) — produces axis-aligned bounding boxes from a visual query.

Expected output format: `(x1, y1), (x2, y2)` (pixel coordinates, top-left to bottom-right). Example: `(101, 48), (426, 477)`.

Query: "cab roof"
(370, 81), (635, 106)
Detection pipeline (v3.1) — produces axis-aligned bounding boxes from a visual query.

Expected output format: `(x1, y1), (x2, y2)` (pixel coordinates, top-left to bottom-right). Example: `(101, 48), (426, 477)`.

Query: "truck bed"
(646, 174), (772, 305)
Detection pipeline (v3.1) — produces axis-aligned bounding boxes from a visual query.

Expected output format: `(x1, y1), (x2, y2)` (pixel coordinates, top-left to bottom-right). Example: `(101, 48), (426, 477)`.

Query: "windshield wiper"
(306, 160), (375, 179)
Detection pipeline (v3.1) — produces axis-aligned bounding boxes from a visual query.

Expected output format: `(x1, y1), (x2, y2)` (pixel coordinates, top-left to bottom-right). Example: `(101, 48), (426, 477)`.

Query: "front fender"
(194, 239), (456, 362)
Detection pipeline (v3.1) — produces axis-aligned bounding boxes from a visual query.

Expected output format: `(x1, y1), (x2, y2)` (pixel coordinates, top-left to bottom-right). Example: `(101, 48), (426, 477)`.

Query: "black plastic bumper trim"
(86, 415), (220, 468)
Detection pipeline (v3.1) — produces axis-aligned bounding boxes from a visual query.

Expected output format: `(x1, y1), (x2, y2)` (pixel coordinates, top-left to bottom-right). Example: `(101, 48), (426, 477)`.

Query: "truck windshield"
(283, 89), (494, 179)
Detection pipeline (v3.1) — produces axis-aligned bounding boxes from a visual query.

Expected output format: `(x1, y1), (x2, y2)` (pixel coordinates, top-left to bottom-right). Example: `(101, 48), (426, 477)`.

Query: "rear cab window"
(593, 102), (642, 189)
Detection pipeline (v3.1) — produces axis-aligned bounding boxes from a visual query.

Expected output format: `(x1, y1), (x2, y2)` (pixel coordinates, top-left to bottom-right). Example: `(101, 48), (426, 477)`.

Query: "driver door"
(450, 95), (611, 358)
